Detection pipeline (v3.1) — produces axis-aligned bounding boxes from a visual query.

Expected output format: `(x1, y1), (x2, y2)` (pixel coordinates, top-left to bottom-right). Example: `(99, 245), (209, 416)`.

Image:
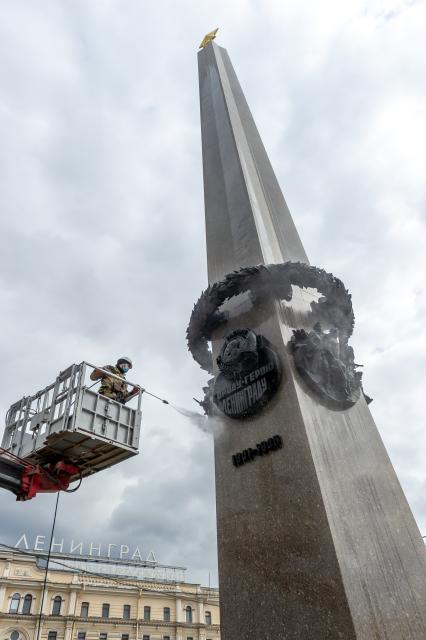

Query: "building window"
(185, 606), (192, 623)
(52, 596), (62, 616)
(9, 593), (21, 614)
(101, 603), (110, 618)
(77, 633), (86, 640)
(163, 606), (170, 622)
(123, 604), (131, 619)
(99, 634), (108, 640)
(80, 602), (89, 617)
(10, 632), (20, 640)
(142, 636), (150, 640)
(48, 632), (57, 640)
(143, 606), (151, 621)
(205, 610), (212, 625)
(187, 637), (193, 640)
(121, 635), (129, 640)
(163, 637), (170, 640)
(22, 594), (33, 615)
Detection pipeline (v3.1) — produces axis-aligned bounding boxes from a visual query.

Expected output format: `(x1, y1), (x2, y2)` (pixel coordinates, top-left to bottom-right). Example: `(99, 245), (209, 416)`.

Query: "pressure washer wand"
(141, 388), (169, 405)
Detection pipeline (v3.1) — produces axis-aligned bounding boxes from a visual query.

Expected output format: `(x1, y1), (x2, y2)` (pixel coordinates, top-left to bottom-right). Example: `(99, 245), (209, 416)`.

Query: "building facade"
(0, 551), (220, 640)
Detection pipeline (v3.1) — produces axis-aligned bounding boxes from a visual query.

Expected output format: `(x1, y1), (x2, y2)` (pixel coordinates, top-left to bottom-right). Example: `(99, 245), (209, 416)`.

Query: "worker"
(90, 357), (139, 404)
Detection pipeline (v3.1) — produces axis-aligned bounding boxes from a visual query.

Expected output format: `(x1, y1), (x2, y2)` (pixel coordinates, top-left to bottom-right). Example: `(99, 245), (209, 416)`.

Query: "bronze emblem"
(213, 329), (282, 419)
(291, 323), (362, 409)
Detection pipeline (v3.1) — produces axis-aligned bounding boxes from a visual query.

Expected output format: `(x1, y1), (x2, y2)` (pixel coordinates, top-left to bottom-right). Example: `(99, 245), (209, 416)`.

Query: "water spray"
(141, 387), (206, 421)
(140, 386), (223, 434)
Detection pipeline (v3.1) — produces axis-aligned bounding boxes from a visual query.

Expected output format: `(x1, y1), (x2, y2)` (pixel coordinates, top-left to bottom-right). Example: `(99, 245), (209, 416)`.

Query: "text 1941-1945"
(232, 435), (283, 467)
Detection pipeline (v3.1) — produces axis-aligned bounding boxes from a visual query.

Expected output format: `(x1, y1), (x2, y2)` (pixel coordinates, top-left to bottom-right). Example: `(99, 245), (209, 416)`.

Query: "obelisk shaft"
(198, 41), (426, 640)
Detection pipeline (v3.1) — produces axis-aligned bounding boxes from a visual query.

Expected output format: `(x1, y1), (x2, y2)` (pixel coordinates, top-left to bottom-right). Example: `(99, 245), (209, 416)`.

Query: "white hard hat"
(117, 357), (133, 369)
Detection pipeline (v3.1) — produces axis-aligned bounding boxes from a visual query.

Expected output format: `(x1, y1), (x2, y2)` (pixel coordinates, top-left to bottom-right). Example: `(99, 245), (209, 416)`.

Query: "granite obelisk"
(197, 37), (426, 639)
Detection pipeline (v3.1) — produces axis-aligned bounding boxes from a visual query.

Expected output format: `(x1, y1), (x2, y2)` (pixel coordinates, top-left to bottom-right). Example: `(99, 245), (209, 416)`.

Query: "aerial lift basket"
(1, 362), (142, 481)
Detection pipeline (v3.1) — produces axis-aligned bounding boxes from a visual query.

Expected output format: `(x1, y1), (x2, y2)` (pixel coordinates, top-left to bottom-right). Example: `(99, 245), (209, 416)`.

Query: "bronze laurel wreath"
(186, 262), (354, 373)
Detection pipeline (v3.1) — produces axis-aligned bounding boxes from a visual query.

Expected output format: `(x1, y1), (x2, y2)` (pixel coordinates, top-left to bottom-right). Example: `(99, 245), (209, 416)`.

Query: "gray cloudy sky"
(0, 0), (425, 587)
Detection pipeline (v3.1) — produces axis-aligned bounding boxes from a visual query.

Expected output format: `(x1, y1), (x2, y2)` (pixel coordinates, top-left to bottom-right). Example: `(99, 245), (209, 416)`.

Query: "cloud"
(0, 0), (425, 590)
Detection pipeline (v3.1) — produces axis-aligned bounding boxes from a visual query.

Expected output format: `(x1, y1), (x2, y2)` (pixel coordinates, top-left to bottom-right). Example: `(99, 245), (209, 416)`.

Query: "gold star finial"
(199, 28), (219, 49)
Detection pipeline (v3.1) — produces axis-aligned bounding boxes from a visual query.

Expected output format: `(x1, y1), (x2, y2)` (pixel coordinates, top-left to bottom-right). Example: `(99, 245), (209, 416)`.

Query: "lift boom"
(0, 447), (80, 500)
